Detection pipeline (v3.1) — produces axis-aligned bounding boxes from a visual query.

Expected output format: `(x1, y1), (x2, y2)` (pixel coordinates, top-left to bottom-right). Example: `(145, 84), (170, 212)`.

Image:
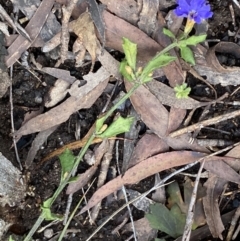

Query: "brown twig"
(169, 109), (240, 138)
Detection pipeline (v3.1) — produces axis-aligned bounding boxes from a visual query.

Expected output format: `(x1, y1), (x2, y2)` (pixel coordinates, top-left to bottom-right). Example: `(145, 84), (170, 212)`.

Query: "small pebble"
(44, 228), (54, 239)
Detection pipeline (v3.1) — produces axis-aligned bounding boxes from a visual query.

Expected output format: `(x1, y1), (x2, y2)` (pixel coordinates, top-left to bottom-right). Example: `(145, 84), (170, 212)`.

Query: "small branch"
(170, 109), (240, 138)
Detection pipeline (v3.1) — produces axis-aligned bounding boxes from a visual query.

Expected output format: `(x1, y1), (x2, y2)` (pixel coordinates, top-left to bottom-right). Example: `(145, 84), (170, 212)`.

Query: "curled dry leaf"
(203, 175), (226, 239)
(194, 42), (240, 86)
(71, 12), (101, 70)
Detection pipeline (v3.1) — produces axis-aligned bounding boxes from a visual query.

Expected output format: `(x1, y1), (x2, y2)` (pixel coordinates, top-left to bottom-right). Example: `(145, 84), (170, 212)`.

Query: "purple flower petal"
(175, 0), (213, 23)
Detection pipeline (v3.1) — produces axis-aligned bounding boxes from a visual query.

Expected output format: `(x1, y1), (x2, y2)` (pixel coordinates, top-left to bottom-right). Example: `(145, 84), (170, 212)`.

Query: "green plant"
(23, 9), (211, 238)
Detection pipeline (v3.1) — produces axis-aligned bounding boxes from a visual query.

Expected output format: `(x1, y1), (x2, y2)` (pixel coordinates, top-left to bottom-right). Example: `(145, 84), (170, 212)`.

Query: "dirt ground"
(1, 0), (240, 241)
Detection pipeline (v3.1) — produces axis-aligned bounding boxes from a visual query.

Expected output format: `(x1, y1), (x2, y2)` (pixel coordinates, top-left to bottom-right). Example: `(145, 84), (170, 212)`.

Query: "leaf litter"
(2, 0), (240, 240)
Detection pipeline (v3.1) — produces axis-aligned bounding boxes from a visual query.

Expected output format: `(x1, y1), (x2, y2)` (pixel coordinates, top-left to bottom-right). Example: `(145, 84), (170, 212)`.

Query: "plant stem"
(23, 40), (179, 241)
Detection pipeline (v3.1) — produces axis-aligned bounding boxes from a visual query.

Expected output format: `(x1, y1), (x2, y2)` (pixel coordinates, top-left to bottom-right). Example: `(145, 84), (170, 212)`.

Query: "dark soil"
(1, 1), (240, 241)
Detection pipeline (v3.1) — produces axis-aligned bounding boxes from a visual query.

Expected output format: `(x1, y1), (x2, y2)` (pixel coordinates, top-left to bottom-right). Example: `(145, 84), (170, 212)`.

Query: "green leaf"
(59, 149), (75, 182)
(41, 198), (63, 221)
(174, 83), (191, 99)
(122, 37), (137, 70)
(180, 46), (195, 65)
(179, 34), (207, 47)
(8, 236), (15, 241)
(141, 54), (176, 82)
(119, 59), (134, 81)
(97, 116), (134, 138)
(145, 203), (186, 238)
(96, 115), (107, 134)
(163, 28), (176, 39)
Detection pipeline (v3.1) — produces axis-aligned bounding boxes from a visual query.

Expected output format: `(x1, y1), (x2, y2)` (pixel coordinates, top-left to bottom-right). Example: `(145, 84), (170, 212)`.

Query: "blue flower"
(174, 0), (213, 24)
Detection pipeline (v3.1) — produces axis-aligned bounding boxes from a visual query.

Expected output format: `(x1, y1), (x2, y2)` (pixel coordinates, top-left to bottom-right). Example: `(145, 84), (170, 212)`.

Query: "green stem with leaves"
(23, 37), (181, 241)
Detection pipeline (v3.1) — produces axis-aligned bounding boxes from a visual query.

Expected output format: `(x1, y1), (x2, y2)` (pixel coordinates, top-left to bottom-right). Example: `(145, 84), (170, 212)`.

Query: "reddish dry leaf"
(125, 80), (208, 153)
(14, 67), (110, 139)
(167, 108), (186, 134)
(103, 10), (161, 62)
(204, 159), (240, 184)
(127, 133), (169, 168)
(125, 80), (169, 138)
(203, 175), (226, 239)
(5, 0), (55, 67)
(80, 151), (238, 214)
(80, 152), (240, 214)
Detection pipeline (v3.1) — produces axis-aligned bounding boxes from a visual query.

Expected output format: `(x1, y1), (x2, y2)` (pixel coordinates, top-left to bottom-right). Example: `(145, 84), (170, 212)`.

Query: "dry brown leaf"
(25, 125), (58, 168)
(125, 80), (169, 138)
(125, 80), (208, 153)
(71, 12), (101, 70)
(194, 42), (240, 86)
(80, 152), (237, 214)
(127, 133), (169, 168)
(41, 67), (76, 84)
(66, 139), (109, 194)
(146, 80), (201, 109)
(203, 175), (226, 239)
(5, 0), (55, 67)
(138, 0), (158, 36)
(99, 0), (139, 25)
(201, 145), (240, 240)
(14, 67), (110, 139)
(167, 108), (186, 133)
(204, 159), (240, 184)
(122, 217), (157, 241)
(45, 79), (70, 108)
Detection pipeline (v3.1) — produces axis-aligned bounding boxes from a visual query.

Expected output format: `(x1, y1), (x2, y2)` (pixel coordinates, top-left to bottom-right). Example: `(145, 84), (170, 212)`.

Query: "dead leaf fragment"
(71, 12), (101, 70)
(203, 175), (226, 239)
(6, 0), (55, 67)
(80, 152), (240, 214)
(45, 79), (70, 108)
(15, 67), (110, 139)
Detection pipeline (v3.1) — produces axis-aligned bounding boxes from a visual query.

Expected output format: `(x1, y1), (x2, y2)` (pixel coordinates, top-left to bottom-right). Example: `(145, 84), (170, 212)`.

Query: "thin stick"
(169, 109), (240, 138)
(181, 159), (206, 241)
(9, 74), (22, 170)
(115, 140), (137, 241)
